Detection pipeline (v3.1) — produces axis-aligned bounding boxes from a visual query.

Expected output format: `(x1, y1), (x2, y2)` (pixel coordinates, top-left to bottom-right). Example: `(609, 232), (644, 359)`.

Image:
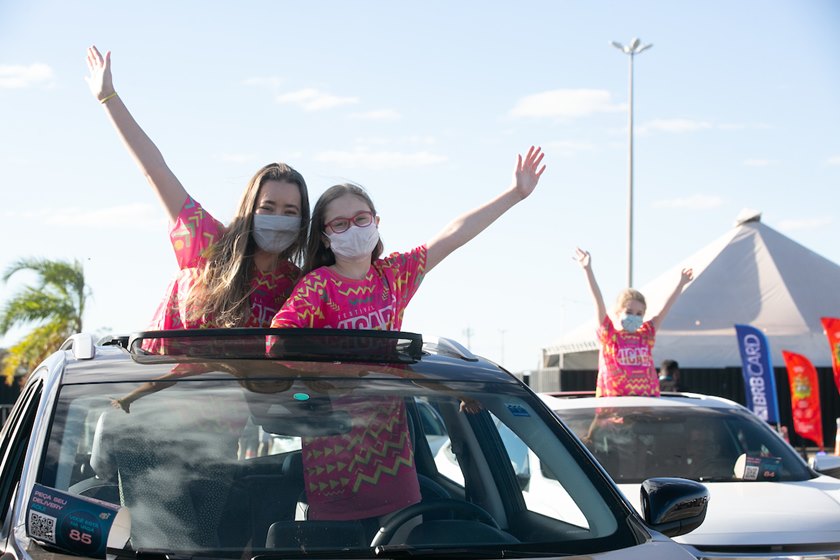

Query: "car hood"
(620, 476), (840, 546)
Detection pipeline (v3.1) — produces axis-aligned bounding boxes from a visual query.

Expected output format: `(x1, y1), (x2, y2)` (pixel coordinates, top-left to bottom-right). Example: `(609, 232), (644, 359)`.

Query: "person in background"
(575, 248), (693, 397)
(659, 359), (684, 392)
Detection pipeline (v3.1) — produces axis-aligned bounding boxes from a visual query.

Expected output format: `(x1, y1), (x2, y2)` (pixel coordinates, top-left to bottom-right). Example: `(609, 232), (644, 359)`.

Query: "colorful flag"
(734, 324), (780, 423)
(781, 351), (824, 448)
(820, 317), (840, 395)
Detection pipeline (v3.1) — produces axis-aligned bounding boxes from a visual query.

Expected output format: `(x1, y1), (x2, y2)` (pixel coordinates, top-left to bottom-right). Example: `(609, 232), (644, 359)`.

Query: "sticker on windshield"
(26, 483), (131, 559)
(734, 454), (782, 481)
(506, 403), (531, 417)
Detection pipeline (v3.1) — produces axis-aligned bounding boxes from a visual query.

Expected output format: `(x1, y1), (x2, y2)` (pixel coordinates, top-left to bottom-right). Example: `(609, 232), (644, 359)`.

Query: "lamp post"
(611, 37), (652, 288)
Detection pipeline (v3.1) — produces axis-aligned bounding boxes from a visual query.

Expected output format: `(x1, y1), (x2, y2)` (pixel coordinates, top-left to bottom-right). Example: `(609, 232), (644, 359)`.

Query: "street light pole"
(611, 38), (652, 288)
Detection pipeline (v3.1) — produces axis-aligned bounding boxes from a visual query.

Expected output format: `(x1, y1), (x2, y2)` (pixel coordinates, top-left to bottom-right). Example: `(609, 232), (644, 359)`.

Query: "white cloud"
(637, 118), (713, 134)
(826, 155), (840, 166)
(0, 63), (53, 89)
(778, 216), (833, 232)
(275, 88), (359, 111)
(510, 89), (622, 118)
(653, 194), (724, 209)
(14, 204), (162, 230)
(743, 159), (773, 167)
(349, 109), (401, 121)
(314, 149), (447, 170)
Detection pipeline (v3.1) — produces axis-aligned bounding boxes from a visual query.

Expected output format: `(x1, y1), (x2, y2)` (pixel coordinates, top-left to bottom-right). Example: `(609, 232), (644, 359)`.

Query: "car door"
(0, 378), (43, 551)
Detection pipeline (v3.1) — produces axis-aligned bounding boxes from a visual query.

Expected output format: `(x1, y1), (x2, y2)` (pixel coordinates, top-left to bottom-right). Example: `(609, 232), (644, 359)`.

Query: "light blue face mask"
(620, 314), (644, 333)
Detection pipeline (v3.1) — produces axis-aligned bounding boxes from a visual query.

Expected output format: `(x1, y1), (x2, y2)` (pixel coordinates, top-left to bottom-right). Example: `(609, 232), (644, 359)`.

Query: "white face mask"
(327, 224), (380, 259)
(252, 214), (301, 254)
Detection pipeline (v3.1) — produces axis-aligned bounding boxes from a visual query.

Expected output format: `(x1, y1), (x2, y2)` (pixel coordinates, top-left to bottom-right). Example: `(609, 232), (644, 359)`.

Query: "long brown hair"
(303, 183), (383, 275)
(186, 163), (310, 327)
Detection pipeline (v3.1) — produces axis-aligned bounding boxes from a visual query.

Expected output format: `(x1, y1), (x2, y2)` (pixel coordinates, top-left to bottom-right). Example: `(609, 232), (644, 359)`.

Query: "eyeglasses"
(324, 211), (375, 234)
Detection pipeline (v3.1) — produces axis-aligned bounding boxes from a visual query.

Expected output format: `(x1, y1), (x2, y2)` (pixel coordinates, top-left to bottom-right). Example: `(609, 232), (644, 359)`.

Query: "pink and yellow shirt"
(146, 197), (299, 349)
(271, 245), (427, 520)
(595, 315), (660, 397)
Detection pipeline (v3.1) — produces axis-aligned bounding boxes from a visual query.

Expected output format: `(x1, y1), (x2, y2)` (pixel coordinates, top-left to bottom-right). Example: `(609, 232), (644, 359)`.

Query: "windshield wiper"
(107, 548), (216, 560)
(372, 546), (560, 558)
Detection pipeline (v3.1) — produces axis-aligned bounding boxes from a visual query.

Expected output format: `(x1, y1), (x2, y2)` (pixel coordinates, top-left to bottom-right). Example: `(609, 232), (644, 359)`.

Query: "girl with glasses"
(269, 147), (545, 526)
(272, 146), (545, 330)
(86, 46), (310, 347)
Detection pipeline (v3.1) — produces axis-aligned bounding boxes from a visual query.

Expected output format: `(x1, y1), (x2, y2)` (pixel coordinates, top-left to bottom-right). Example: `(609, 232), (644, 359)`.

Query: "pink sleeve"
(597, 315), (614, 344)
(380, 245), (427, 311)
(270, 271), (325, 329)
(169, 197), (224, 270)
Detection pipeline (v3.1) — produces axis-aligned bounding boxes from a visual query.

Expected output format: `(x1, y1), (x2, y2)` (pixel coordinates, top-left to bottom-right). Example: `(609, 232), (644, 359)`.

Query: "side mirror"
(810, 454), (840, 479)
(640, 477), (709, 537)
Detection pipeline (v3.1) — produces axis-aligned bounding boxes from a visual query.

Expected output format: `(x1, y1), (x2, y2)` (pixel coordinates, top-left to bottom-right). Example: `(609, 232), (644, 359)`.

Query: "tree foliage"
(0, 258), (89, 384)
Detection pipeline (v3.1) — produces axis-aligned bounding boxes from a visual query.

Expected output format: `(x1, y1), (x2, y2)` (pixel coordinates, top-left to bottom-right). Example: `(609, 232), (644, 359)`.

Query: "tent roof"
(545, 211), (840, 368)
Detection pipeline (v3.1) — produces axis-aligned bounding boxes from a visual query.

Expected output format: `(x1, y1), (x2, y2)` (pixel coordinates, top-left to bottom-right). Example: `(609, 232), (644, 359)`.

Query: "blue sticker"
(507, 404), (531, 417)
(27, 483), (130, 558)
(293, 393), (310, 401)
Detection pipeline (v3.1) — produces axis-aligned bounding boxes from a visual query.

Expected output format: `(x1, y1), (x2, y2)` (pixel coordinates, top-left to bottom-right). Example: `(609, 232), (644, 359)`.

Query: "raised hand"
(85, 45), (114, 102)
(512, 145), (546, 200)
(575, 247), (591, 269)
(679, 268), (694, 286)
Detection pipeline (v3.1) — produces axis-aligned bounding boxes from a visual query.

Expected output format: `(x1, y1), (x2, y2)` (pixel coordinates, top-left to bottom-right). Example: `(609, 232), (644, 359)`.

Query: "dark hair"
(303, 183), (383, 274)
(660, 359), (680, 376)
(186, 162), (310, 327)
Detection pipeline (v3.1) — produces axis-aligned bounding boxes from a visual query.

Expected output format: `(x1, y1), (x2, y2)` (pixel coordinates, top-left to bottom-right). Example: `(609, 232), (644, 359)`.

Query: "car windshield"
(37, 360), (640, 557)
(554, 404), (814, 484)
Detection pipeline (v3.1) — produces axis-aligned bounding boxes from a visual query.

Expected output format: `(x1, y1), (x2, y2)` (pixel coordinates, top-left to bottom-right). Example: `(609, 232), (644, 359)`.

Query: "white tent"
(542, 210), (840, 369)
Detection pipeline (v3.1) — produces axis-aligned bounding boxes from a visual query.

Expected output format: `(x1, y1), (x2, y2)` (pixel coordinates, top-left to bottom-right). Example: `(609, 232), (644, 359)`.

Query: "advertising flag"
(734, 324), (780, 423)
(820, 317), (840, 395)
(781, 351), (824, 448)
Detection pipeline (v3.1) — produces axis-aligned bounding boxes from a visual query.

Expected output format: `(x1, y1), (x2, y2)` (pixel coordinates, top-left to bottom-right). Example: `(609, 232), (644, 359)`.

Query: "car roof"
(539, 391), (748, 412)
(52, 329), (523, 386)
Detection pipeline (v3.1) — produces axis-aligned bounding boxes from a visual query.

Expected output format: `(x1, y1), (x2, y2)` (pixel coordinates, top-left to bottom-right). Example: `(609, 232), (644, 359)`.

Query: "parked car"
(0, 329), (708, 559)
(543, 391), (840, 559)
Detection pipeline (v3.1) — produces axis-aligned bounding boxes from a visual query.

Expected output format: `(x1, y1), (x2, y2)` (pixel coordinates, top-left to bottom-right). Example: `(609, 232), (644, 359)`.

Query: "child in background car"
(574, 248), (693, 397)
(270, 146), (546, 523)
(86, 46), (310, 343)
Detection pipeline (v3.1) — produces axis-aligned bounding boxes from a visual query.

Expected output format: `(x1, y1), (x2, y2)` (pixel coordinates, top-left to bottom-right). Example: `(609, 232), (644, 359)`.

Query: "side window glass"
(490, 412), (589, 529)
(0, 380), (43, 529)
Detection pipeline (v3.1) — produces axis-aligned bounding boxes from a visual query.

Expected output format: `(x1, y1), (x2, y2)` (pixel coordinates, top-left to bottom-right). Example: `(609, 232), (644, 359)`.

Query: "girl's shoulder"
(375, 245), (427, 271)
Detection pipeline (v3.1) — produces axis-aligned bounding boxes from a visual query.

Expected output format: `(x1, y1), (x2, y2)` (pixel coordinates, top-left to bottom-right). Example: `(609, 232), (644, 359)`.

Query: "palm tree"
(0, 258), (90, 384)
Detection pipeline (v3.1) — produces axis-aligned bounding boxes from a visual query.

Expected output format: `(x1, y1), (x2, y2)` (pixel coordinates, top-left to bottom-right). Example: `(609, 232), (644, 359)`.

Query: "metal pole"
(627, 53), (635, 288)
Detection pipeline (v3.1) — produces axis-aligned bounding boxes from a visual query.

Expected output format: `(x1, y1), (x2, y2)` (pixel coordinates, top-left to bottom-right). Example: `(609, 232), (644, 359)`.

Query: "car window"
(36, 372), (637, 555)
(555, 405), (813, 483)
(0, 379), (42, 530)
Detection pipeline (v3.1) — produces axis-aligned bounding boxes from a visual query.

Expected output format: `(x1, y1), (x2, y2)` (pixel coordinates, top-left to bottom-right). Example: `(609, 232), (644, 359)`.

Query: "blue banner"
(734, 324), (780, 423)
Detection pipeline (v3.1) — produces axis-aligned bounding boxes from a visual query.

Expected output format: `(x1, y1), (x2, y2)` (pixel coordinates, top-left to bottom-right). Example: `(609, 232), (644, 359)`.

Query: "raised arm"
(649, 268), (693, 331)
(425, 146), (546, 272)
(575, 248), (607, 325)
(86, 45), (188, 223)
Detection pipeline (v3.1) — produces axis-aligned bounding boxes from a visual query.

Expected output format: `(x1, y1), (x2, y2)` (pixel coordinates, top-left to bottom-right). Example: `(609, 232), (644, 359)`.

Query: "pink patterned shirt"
(271, 246), (427, 520)
(595, 315), (660, 397)
(146, 198), (299, 351)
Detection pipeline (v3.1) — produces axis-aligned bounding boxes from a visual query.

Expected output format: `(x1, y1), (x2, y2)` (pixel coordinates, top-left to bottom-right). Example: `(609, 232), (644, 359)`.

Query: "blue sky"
(1, 0), (838, 372)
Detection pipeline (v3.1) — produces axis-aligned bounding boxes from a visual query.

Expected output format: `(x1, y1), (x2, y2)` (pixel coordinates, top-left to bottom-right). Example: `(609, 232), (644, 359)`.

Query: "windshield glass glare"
(39, 371), (636, 556)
